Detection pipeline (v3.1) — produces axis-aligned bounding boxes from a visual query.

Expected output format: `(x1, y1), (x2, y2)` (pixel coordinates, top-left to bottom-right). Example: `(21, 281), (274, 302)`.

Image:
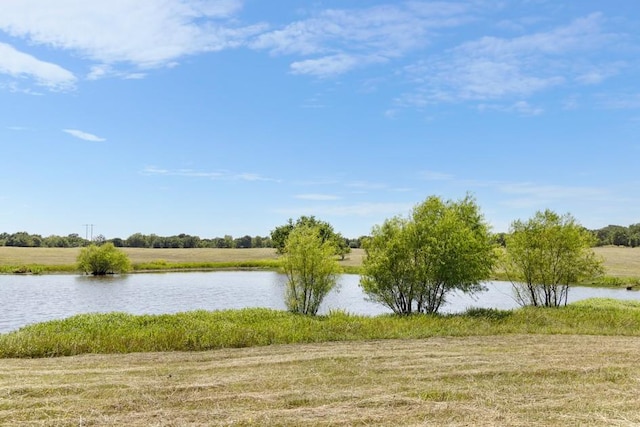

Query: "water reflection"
(1, 272), (639, 333)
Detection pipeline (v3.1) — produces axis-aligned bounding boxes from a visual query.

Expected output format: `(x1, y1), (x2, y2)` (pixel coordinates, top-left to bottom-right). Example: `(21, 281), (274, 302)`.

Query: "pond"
(1, 271), (639, 334)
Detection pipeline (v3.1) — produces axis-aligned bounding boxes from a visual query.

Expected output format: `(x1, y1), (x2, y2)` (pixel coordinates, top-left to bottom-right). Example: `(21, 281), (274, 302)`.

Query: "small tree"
(271, 216), (351, 259)
(505, 209), (603, 307)
(77, 243), (132, 275)
(360, 195), (496, 315)
(282, 225), (341, 315)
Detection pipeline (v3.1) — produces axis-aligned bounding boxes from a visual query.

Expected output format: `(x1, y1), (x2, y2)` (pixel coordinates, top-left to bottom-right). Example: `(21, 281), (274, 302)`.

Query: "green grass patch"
(2, 298), (640, 358)
(0, 264), (77, 274)
(131, 259), (283, 271)
(581, 275), (640, 289)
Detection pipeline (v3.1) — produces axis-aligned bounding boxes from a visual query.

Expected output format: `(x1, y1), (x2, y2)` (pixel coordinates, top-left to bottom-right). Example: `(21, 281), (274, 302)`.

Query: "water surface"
(1, 272), (638, 333)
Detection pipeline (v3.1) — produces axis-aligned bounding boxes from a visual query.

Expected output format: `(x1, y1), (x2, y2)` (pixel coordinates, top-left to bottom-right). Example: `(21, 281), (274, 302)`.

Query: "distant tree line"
(0, 232), (88, 248)
(592, 224), (640, 248)
(1, 223), (638, 249)
(0, 230), (366, 250)
(492, 223), (640, 248)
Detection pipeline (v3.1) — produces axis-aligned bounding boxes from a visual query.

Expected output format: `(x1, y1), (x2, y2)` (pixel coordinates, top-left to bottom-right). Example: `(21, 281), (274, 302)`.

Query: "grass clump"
(582, 275), (640, 289)
(131, 259), (282, 272)
(2, 298), (640, 358)
(0, 264), (76, 274)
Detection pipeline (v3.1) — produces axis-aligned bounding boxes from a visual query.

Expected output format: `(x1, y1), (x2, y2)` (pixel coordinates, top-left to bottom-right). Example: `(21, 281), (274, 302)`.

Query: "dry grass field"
(0, 246), (638, 276)
(593, 246), (640, 277)
(2, 335), (640, 426)
(0, 247), (279, 266)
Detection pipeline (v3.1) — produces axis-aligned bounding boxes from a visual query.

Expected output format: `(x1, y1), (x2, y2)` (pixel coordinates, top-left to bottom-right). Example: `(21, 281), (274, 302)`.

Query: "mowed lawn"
(0, 246), (637, 275)
(2, 335), (640, 426)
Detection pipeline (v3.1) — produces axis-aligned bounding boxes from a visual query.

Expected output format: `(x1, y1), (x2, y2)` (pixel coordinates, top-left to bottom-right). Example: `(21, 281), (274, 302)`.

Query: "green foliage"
(3, 299), (640, 358)
(77, 243), (132, 275)
(282, 225), (341, 315)
(505, 209), (604, 307)
(271, 216), (350, 258)
(0, 264), (77, 274)
(463, 307), (513, 320)
(360, 195), (497, 314)
(594, 223), (640, 247)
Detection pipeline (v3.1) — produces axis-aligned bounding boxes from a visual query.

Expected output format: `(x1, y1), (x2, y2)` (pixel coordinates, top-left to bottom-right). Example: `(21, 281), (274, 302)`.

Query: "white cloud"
(401, 13), (620, 106)
(0, 0), (264, 72)
(63, 129), (106, 142)
(140, 166), (279, 182)
(252, 2), (473, 76)
(290, 54), (384, 78)
(0, 42), (76, 90)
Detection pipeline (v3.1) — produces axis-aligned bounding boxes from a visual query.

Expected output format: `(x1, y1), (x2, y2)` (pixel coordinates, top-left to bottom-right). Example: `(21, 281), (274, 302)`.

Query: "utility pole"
(83, 224), (95, 241)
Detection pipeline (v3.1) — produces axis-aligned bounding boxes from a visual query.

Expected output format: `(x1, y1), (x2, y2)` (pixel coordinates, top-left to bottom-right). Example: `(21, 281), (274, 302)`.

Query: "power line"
(82, 224), (95, 241)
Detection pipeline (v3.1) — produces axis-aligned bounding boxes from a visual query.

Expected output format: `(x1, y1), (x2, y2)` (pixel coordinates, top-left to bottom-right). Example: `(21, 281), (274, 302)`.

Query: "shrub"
(77, 243), (132, 275)
(282, 225), (341, 315)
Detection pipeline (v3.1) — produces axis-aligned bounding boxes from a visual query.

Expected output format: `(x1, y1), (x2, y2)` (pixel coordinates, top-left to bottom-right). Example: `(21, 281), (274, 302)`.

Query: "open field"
(0, 247), (279, 266)
(2, 334), (640, 426)
(0, 246), (638, 275)
(593, 246), (640, 278)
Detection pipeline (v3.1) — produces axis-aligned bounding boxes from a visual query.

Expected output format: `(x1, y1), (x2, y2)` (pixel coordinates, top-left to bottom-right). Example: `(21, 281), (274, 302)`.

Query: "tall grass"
(2, 298), (639, 358)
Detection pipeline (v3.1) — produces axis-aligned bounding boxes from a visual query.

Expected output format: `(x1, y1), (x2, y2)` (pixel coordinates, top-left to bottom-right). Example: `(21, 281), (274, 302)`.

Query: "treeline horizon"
(0, 222), (639, 249)
(0, 231), (367, 250)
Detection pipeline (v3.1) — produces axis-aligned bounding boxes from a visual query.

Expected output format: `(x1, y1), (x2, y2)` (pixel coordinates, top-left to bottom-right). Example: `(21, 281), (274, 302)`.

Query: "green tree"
(234, 235), (253, 248)
(282, 225), (341, 315)
(6, 231), (42, 247)
(360, 195), (496, 315)
(505, 209), (604, 307)
(77, 243), (132, 275)
(125, 233), (149, 248)
(271, 216), (351, 259)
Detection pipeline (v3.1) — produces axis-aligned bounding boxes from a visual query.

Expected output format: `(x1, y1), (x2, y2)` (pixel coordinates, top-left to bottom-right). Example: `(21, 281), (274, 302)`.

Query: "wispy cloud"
(497, 182), (608, 208)
(400, 13), (622, 107)
(295, 194), (341, 201)
(346, 181), (389, 191)
(140, 166), (279, 182)
(290, 54), (385, 78)
(0, 42), (76, 90)
(598, 93), (640, 110)
(63, 129), (106, 142)
(275, 202), (413, 218)
(478, 100), (544, 116)
(251, 2), (474, 77)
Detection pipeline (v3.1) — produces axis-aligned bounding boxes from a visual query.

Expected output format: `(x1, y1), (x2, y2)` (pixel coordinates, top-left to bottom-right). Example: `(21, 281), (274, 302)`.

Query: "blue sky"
(1, 1), (639, 239)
